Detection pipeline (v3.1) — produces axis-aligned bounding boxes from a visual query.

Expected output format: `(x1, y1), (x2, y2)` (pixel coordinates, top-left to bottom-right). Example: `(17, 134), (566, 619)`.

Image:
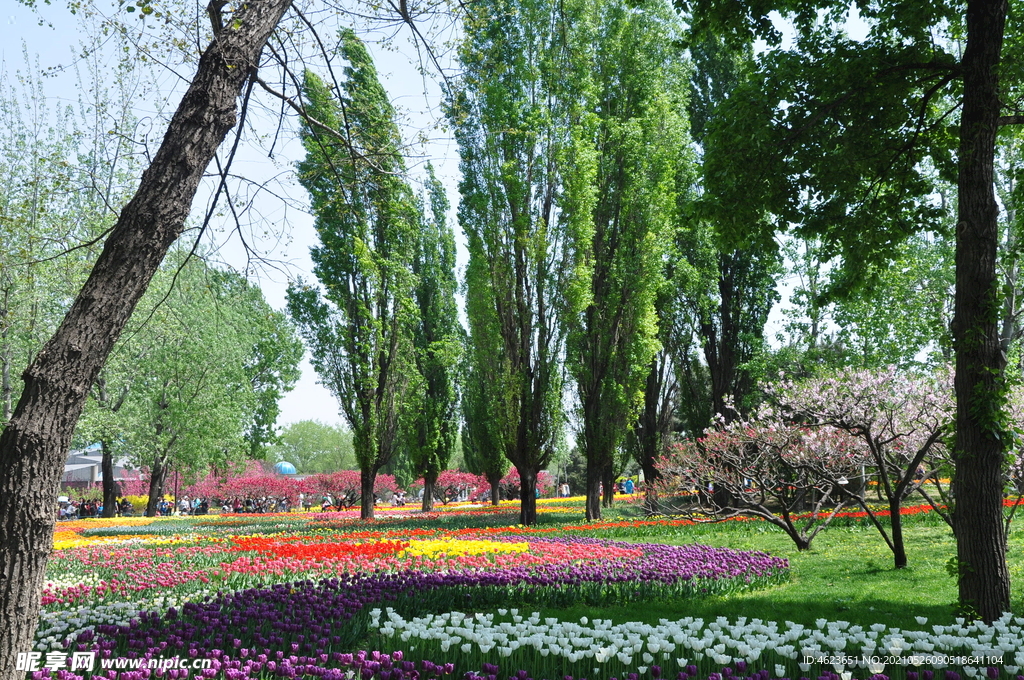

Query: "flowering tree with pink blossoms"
(181, 461), (256, 501)
(657, 367), (956, 563)
(302, 470), (399, 509)
(118, 470), (150, 498)
(180, 460), (300, 508)
(498, 468), (554, 500)
(217, 473), (300, 506)
(408, 471), (487, 505)
(657, 411), (868, 550)
(772, 366), (954, 568)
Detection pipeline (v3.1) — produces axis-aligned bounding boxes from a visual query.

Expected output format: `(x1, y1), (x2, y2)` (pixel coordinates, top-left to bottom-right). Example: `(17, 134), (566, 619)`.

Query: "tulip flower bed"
(32, 505), (1024, 680)
(369, 608), (1024, 680)
(42, 534), (787, 612)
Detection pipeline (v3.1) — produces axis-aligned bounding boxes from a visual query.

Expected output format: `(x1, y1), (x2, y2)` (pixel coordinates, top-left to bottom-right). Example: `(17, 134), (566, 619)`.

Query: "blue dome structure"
(273, 461), (297, 475)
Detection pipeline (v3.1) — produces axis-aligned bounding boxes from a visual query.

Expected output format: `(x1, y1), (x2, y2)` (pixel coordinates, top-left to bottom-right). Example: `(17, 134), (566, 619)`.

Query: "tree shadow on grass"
(544, 595), (959, 630)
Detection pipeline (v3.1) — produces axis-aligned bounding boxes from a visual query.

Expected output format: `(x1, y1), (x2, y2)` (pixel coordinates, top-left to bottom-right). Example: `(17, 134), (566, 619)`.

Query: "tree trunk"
(641, 454), (662, 516)
(0, 332), (10, 425)
(489, 474), (500, 506)
(602, 463), (615, 508)
(518, 466), (538, 525)
(360, 467), (376, 520)
(145, 456), (169, 517)
(634, 354), (671, 516)
(781, 521), (811, 551)
(100, 440), (118, 518)
(889, 497), (908, 569)
(422, 473), (436, 512)
(952, 0), (1011, 622)
(585, 455), (602, 521)
(0, 1), (293, 674)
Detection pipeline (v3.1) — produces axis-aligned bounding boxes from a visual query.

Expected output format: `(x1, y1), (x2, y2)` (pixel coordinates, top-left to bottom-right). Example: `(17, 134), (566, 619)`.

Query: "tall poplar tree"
(561, 0), (690, 520)
(450, 0), (579, 525)
(684, 34), (781, 424)
(460, 219), (512, 507)
(287, 32), (421, 521)
(460, 343), (511, 506)
(407, 165), (463, 511)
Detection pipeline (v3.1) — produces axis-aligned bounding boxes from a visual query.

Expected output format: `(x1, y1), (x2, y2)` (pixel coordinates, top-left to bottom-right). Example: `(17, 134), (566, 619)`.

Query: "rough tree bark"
(99, 440), (118, 518)
(360, 467), (377, 520)
(0, 0), (293, 674)
(421, 473), (436, 512)
(952, 0), (1011, 622)
(487, 473), (501, 506)
(145, 450), (172, 517)
(518, 466), (538, 526)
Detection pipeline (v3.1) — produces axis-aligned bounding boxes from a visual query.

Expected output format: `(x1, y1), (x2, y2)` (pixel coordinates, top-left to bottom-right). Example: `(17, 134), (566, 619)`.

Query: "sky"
(3, 0), (465, 430)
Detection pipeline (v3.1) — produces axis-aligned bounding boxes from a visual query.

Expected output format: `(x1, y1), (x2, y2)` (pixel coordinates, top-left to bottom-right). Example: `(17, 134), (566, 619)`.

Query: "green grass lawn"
(525, 501), (1024, 631)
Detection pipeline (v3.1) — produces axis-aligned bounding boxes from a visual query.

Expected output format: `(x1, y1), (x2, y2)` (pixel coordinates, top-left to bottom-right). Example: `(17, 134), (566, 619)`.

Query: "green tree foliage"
(105, 255), (298, 516)
(834, 234), (954, 368)
(561, 0), (689, 520)
(76, 257), (300, 515)
(460, 330), (511, 506)
(406, 165), (463, 511)
(287, 32), (421, 521)
(0, 88), (80, 425)
(450, 0), (579, 525)
(237, 285), (303, 459)
(681, 34), (782, 425)
(1, 46), (145, 517)
(995, 134), (1024, 366)
(0, 51), (140, 429)
(678, 0), (1018, 620)
(272, 420), (355, 474)
(627, 245), (705, 513)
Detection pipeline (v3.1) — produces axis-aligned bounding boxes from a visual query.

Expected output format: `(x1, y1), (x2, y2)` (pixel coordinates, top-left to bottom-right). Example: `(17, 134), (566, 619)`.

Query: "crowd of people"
(222, 496), (289, 514)
(155, 496), (212, 516)
(56, 496), (134, 520)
